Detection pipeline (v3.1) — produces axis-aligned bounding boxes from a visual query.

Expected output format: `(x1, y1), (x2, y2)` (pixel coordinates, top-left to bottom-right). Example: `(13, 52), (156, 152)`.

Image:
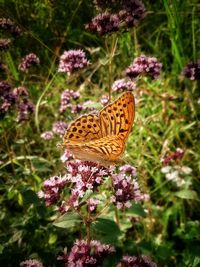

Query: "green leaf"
(53, 212), (82, 229)
(48, 233), (57, 245)
(125, 203), (147, 217)
(22, 189), (41, 206)
(92, 217), (121, 243)
(174, 190), (198, 200)
(192, 257), (200, 267)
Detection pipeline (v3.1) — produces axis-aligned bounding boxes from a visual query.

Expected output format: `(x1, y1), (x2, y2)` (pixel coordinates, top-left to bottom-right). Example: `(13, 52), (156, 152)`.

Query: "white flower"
(181, 166), (192, 174)
(166, 170), (179, 181)
(161, 166), (172, 174)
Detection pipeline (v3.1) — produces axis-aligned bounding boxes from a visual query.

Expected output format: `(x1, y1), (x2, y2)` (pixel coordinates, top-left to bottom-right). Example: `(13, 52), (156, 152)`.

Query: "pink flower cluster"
(85, 12), (120, 35)
(58, 239), (115, 266)
(182, 59), (200, 80)
(111, 164), (149, 209)
(38, 175), (68, 206)
(18, 53), (40, 73)
(0, 38), (11, 51)
(126, 54), (162, 80)
(58, 49), (89, 74)
(117, 255), (157, 267)
(20, 259), (43, 267)
(161, 148), (184, 165)
(40, 120), (68, 140)
(38, 160), (110, 213)
(112, 78), (136, 92)
(0, 82), (34, 122)
(60, 89), (80, 113)
(0, 17), (21, 36)
(86, 0), (146, 35)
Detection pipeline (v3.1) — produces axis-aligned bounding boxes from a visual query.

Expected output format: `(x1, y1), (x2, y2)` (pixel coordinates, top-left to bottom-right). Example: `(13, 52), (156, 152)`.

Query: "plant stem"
(115, 207), (120, 226)
(107, 35), (118, 102)
(35, 72), (58, 133)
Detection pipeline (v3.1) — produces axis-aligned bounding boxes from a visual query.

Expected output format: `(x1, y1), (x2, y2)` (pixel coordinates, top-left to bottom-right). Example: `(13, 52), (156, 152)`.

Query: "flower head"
(58, 49), (89, 74)
(60, 89), (80, 113)
(112, 78), (136, 92)
(182, 59), (200, 80)
(111, 164), (148, 209)
(0, 18), (21, 36)
(66, 160), (109, 193)
(40, 131), (54, 140)
(0, 81), (16, 118)
(126, 55), (162, 79)
(58, 239), (115, 266)
(85, 12), (120, 35)
(52, 121), (68, 137)
(60, 149), (74, 162)
(161, 165), (192, 187)
(117, 255), (157, 267)
(119, 0), (146, 28)
(0, 38), (11, 51)
(18, 53), (40, 73)
(13, 86), (28, 97)
(161, 148), (184, 165)
(16, 98), (34, 122)
(20, 259), (43, 267)
(38, 175), (68, 206)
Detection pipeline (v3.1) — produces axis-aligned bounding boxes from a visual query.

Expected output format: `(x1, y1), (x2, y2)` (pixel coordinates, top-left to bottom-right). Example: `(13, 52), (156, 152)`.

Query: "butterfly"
(63, 91), (135, 166)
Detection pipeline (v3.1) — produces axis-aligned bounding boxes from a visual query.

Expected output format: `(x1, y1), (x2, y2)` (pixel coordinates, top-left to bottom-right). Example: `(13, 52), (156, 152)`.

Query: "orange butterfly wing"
(63, 92), (135, 165)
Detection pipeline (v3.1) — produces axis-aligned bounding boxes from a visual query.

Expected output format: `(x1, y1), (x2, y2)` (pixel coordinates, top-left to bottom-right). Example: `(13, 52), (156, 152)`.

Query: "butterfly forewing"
(64, 114), (102, 143)
(100, 91), (134, 140)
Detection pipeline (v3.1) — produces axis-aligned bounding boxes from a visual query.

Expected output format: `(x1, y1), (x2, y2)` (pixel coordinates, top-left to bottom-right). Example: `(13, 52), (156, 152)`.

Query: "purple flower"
(20, 259), (43, 267)
(16, 98), (34, 122)
(58, 49), (89, 74)
(0, 81), (16, 118)
(0, 38), (11, 51)
(40, 131), (54, 140)
(0, 80), (11, 95)
(13, 86), (28, 97)
(66, 160), (109, 193)
(18, 53), (40, 73)
(182, 59), (200, 80)
(161, 148), (184, 166)
(119, 164), (137, 177)
(126, 54), (162, 79)
(111, 165), (148, 209)
(58, 239), (115, 266)
(119, 0), (146, 28)
(85, 12), (120, 35)
(100, 94), (109, 105)
(38, 175), (68, 206)
(0, 18), (21, 36)
(112, 78), (136, 92)
(68, 103), (84, 114)
(59, 89), (80, 113)
(87, 197), (100, 212)
(52, 121), (68, 136)
(117, 255), (157, 267)
(60, 149), (74, 162)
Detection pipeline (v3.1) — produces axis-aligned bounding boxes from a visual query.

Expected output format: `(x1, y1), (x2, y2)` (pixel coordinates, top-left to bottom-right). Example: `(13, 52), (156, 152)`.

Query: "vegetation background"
(0, 0), (200, 266)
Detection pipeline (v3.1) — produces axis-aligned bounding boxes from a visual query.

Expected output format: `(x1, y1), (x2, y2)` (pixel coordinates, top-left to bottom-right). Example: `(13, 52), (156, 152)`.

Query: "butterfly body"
(63, 92), (135, 166)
